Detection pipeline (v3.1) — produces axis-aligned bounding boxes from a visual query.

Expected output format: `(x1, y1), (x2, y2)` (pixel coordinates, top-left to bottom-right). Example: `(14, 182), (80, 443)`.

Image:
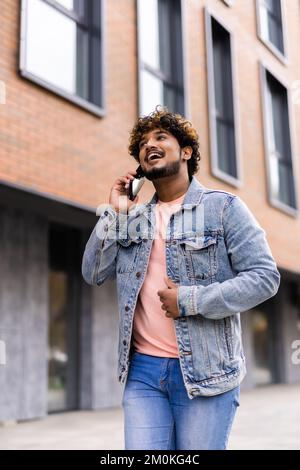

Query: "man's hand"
(157, 277), (180, 319)
(109, 170), (139, 213)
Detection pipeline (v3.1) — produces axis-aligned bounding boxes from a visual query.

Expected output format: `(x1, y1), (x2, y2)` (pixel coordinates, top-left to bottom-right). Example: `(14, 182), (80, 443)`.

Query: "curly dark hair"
(128, 105), (201, 179)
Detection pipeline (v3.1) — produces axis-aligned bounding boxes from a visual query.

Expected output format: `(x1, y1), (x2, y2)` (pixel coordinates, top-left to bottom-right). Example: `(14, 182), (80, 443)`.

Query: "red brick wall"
(0, 0), (139, 207)
(0, 0), (299, 273)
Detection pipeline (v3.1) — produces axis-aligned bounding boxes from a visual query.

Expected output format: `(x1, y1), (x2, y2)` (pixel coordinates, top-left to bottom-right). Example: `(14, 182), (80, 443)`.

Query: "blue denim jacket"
(82, 177), (280, 398)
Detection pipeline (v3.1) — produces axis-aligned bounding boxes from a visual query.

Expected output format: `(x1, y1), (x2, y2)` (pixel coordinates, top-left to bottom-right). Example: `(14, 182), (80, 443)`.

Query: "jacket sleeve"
(82, 205), (122, 286)
(177, 195), (281, 320)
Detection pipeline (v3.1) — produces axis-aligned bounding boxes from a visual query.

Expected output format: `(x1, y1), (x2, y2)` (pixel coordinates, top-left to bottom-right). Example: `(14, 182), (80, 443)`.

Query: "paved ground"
(0, 383), (299, 450)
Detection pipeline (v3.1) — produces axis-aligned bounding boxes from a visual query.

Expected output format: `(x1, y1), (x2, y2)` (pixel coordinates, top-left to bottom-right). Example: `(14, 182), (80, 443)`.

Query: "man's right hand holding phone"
(109, 170), (139, 213)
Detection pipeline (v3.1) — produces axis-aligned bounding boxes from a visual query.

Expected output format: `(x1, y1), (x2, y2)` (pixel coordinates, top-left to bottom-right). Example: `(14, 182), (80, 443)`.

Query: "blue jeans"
(122, 351), (240, 450)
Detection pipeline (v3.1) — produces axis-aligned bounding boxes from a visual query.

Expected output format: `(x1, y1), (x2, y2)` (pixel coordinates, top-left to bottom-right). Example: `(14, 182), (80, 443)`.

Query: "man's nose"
(145, 139), (159, 150)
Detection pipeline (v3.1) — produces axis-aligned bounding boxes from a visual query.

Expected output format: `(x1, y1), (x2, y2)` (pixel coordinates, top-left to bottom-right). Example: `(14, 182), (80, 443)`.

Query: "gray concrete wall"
(91, 279), (123, 409)
(0, 206), (48, 422)
(1, 205), (298, 421)
(0, 212), (123, 420)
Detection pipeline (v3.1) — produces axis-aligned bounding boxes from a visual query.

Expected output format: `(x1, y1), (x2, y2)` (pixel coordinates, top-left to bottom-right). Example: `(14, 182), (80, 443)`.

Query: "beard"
(143, 157), (181, 181)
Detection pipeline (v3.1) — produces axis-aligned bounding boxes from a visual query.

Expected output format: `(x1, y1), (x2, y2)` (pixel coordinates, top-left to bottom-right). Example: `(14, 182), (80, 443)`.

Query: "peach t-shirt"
(132, 192), (186, 357)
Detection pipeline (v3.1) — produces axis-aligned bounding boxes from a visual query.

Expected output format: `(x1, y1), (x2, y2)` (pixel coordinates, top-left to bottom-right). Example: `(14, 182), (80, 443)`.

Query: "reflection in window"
(26, 0), (77, 94)
(137, 0), (184, 116)
(252, 309), (273, 385)
(20, 0), (103, 111)
(139, 0), (160, 70)
(140, 70), (163, 118)
(48, 270), (68, 412)
(48, 225), (80, 412)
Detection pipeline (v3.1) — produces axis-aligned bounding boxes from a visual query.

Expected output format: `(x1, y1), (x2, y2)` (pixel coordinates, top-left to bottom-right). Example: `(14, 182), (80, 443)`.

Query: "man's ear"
(182, 146), (192, 161)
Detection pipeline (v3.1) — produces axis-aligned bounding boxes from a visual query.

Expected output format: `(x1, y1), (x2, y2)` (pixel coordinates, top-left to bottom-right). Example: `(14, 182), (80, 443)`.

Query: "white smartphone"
(128, 165), (145, 201)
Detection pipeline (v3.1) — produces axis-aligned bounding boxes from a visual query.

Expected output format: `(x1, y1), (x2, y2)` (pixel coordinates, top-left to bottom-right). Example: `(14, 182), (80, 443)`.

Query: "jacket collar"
(129, 176), (206, 218)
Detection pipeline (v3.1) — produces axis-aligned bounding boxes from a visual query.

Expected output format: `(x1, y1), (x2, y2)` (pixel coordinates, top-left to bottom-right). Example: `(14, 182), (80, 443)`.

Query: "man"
(82, 106), (280, 450)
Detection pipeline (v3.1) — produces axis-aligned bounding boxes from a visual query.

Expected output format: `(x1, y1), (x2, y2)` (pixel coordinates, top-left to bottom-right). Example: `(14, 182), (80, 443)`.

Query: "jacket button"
(136, 272), (141, 278)
(125, 306), (130, 311)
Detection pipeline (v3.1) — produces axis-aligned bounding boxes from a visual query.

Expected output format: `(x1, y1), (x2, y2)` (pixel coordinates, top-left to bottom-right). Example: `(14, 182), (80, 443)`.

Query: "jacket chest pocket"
(116, 238), (142, 273)
(178, 234), (218, 280)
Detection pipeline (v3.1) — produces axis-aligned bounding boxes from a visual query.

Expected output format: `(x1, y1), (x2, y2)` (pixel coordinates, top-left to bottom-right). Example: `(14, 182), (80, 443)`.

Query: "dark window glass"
(211, 18), (237, 178)
(48, 225), (80, 412)
(259, 0), (284, 54)
(266, 72), (296, 209)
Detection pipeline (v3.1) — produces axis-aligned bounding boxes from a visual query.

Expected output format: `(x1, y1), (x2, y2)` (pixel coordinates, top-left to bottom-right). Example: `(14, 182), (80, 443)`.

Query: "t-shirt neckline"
(157, 192), (186, 206)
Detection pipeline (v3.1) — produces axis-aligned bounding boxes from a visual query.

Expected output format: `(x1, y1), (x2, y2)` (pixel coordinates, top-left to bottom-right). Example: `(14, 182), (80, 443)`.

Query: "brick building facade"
(0, 0), (300, 421)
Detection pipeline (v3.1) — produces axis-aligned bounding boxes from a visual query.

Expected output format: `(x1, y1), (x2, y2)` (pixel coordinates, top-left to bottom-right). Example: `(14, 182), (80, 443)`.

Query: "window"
(137, 0), (185, 116)
(48, 224), (81, 412)
(205, 12), (240, 185)
(20, 0), (104, 116)
(261, 66), (297, 213)
(256, 0), (286, 59)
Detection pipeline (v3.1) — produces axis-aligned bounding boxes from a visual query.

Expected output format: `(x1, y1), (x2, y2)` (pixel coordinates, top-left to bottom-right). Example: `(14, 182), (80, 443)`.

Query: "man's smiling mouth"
(147, 152), (164, 162)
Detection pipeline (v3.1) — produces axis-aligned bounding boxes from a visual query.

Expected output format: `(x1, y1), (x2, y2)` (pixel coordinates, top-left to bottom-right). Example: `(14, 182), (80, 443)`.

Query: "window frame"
(205, 8), (243, 188)
(19, 0), (106, 117)
(256, 0), (288, 65)
(136, 0), (187, 117)
(259, 62), (298, 216)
